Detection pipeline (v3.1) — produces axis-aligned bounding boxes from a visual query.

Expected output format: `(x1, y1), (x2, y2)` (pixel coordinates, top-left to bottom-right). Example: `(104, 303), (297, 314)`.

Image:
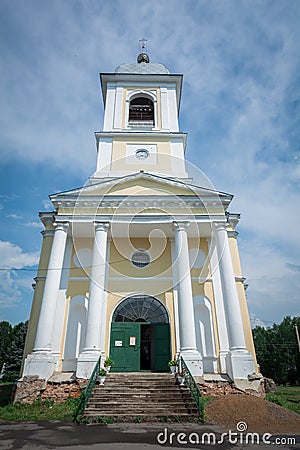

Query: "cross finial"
(139, 38), (147, 53)
(137, 38), (150, 64)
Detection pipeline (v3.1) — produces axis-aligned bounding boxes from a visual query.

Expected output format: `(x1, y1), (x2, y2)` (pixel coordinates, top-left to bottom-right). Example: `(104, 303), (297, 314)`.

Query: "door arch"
(110, 295), (171, 372)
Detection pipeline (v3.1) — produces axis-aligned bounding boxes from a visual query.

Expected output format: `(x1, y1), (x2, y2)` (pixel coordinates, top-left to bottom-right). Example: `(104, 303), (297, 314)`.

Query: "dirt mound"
(206, 394), (300, 434)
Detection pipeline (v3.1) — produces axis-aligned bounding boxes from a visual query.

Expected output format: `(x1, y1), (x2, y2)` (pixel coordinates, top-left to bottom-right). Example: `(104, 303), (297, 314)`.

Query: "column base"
(76, 351), (103, 379)
(180, 350), (203, 377)
(202, 356), (218, 373)
(22, 351), (60, 381)
(219, 350), (229, 373)
(226, 350), (256, 380)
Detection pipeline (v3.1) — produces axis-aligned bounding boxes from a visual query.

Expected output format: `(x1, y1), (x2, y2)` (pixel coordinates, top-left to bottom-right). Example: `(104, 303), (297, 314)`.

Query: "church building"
(22, 47), (258, 384)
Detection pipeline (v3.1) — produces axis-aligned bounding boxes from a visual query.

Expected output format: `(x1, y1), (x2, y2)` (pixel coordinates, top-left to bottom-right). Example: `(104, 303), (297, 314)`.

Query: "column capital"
(41, 229), (55, 238)
(53, 221), (69, 233)
(94, 221), (110, 232)
(212, 221), (227, 231)
(42, 217), (55, 228)
(173, 221), (190, 232)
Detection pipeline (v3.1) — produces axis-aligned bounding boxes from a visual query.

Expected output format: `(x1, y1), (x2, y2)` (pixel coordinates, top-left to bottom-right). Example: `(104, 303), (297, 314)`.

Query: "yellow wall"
(111, 137), (172, 173)
(228, 235), (243, 277)
(68, 238), (93, 279)
(109, 237), (172, 279)
(24, 220), (258, 375)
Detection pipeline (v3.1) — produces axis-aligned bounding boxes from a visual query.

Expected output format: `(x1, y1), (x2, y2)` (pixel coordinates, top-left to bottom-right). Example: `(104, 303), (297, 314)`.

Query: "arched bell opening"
(128, 96), (155, 126)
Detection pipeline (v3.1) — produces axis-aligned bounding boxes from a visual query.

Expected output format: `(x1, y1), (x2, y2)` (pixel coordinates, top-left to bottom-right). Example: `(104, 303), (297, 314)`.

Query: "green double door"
(109, 322), (171, 372)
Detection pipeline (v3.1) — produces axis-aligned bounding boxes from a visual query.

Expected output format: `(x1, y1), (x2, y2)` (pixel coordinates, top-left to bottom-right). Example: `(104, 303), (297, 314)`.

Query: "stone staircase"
(84, 372), (201, 422)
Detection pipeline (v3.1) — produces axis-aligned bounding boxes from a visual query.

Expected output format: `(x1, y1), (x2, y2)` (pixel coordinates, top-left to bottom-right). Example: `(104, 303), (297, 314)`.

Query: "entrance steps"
(84, 372), (201, 422)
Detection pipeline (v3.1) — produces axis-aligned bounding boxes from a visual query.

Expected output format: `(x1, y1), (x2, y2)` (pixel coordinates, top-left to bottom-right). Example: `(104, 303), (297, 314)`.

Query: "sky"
(0, 0), (299, 327)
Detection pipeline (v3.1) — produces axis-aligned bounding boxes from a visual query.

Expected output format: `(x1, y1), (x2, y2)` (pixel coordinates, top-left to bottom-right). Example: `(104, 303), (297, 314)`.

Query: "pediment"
(50, 172), (231, 201)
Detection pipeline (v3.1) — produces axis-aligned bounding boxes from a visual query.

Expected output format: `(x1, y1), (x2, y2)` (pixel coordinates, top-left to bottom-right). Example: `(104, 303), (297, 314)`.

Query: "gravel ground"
(206, 394), (300, 434)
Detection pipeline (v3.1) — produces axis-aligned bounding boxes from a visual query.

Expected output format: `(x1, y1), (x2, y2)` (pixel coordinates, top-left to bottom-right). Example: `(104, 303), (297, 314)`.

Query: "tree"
(0, 321), (28, 381)
(253, 316), (300, 385)
(0, 321), (13, 372)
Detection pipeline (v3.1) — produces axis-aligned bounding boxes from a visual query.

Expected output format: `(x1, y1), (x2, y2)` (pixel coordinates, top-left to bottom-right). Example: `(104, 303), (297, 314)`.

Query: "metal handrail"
(73, 355), (102, 422)
(179, 356), (204, 418)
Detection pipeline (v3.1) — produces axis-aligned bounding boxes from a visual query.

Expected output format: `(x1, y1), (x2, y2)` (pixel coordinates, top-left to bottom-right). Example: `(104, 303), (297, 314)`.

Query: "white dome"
(115, 62), (170, 74)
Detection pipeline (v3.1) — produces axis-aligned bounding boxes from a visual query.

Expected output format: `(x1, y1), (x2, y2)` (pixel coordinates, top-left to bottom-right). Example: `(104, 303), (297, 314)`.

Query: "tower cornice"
(100, 73), (183, 109)
(94, 131), (187, 151)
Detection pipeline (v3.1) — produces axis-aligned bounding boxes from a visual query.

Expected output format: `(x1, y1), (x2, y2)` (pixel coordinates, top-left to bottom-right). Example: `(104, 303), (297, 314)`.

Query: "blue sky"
(0, 0), (299, 326)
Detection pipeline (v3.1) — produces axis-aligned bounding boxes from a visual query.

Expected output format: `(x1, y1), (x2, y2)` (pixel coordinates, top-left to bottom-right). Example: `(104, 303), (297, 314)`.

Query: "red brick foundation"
(14, 376), (87, 404)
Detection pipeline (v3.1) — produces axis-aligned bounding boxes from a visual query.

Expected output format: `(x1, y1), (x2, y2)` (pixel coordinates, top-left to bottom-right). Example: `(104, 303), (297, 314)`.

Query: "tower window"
(128, 97), (154, 126)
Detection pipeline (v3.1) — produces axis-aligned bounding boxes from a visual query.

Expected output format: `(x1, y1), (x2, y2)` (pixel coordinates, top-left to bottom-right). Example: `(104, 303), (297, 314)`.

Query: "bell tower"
(91, 46), (188, 180)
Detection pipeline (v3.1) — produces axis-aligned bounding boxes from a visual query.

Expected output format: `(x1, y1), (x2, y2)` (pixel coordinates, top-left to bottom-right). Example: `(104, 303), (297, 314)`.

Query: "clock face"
(135, 148), (149, 160)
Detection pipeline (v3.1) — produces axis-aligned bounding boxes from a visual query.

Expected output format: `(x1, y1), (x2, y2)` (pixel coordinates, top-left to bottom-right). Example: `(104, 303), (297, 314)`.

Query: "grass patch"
(199, 396), (211, 422)
(266, 386), (300, 415)
(0, 396), (80, 421)
(134, 415), (143, 423)
(93, 416), (114, 424)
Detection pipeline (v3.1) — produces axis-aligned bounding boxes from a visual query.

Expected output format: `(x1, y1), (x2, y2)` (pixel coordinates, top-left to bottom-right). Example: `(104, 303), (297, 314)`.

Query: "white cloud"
(0, 241), (38, 317)
(0, 0), (298, 324)
(239, 237), (300, 323)
(0, 270), (22, 310)
(0, 241), (39, 269)
(24, 221), (43, 229)
(7, 213), (22, 220)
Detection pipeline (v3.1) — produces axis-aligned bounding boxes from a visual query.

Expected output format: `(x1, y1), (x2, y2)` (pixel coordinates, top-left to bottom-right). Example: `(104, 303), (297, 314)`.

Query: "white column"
(76, 222), (109, 379)
(173, 222), (203, 376)
(103, 85), (116, 131)
(214, 222), (255, 379)
(23, 222), (69, 380)
(160, 87), (170, 130)
(84, 222), (110, 352)
(100, 237), (111, 353)
(207, 237), (230, 372)
(214, 222), (246, 351)
(170, 238), (180, 354)
(33, 222), (69, 352)
(113, 86), (123, 129)
(51, 237), (73, 354)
